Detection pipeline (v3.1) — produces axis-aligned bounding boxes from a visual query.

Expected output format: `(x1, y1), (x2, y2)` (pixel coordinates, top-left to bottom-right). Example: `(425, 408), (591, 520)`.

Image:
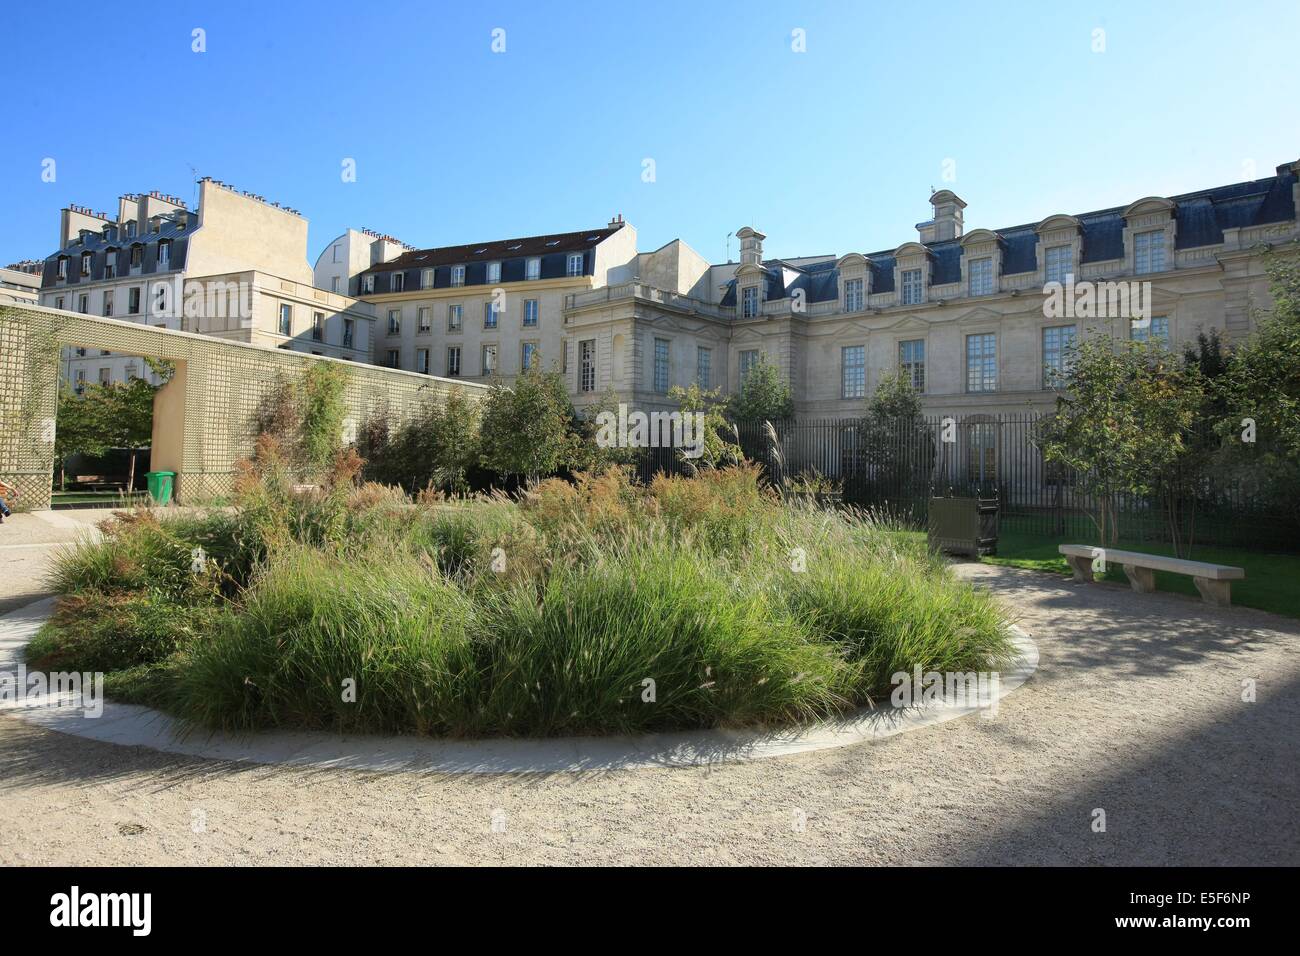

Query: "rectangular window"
(487, 262), (501, 284)
(98, 368), (111, 385)
(1130, 315), (1170, 346)
(125, 363), (138, 380)
(312, 312), (324, 341)
(57, 259), (68, 279)
(157, 240), (170, 268)
(55, 296), (64, 310)
(386, 349), (400, 368)
(81, 253), (92, 276)
(481, 344), (498, 376)
(450, 265), (465, 287)
(968, 257), (994, 296)
(421, 268), (433, 290)
(521, 342), (538, 371)
(741, 285), (759, 318)
(697, 346), (712, 389)
(332, 244), (341, 264)
(566, 253), (584, 277)
(843, 277), (864, 312)
(447, 304), (462, 331)
(739, 349), (759, 381)
(331, 276), (341, 293)
(523, 299), (539, 327)
(653, 338), (670, 393)
(78, 294), (89, 314)
(841, 345), (866, 399)
(387, 309), (400, 335)
(1133, 230), (1166, 275)
(966, 333), (998, 392)
(580, 339), (596, 392)
(130, 245), (143, 268)
(343, 318), (355, 348)
(392, 272), (405, 292)
(526, 258), (541, 281)
(362, 274), (375, 294)
(418, 307), (432, 332)
(416, 348), (430, 374)
(901, 268), (924, 305)
(899, 339), (926, 392)
(102, 295), (113, 317)
(279, 304), (292, 336)
(484, 301), (497, 329)
(1044, 245), (1073, 284)
(104, 251), (116, 279)
(1042, 324), (1078, 386)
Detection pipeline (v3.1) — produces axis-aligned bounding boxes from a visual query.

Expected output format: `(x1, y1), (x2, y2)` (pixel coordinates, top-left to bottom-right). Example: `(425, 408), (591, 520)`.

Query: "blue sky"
(3, 0), (1297, 268)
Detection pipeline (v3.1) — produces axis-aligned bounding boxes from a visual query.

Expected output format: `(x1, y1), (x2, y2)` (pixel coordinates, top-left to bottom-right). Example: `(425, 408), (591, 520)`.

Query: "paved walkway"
(1, 513), (1297, 865)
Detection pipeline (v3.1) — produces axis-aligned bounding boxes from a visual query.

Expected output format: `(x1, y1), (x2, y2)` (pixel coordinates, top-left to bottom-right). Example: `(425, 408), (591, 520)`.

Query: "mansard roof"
(365, 225), (622, 274)
(719, 164), (1298, 307)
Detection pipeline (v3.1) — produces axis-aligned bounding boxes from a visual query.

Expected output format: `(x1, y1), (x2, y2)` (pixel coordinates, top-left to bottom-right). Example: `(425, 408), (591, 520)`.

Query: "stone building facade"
(38, 181), (376, 390)
(328, 159), (1300, 422)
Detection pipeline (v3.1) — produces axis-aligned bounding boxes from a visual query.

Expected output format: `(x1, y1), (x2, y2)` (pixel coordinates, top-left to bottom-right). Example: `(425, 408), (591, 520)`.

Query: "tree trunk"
(127, 449), (137, 498)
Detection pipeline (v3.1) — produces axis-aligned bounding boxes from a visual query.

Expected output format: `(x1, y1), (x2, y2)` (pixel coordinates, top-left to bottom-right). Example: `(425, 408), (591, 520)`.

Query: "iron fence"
(632, 413), (1300, 553)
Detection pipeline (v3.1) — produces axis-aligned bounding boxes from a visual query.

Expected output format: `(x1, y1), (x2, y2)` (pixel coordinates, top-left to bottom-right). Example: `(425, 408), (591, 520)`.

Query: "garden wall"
(0, 304), (486, 509)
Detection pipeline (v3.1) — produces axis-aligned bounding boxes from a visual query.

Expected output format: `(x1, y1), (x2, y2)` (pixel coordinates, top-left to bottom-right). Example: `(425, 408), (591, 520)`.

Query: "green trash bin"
(145, 471), (176, 505)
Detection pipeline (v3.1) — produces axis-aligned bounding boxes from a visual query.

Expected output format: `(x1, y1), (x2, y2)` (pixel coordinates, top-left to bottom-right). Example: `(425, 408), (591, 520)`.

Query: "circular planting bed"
(14, 465), (1031, 768)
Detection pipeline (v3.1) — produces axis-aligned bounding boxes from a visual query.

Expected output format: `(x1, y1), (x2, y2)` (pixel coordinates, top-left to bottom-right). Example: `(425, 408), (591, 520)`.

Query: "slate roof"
(41, 213), (193, 287)
(365, 226), (621, 274)
(720, 164), (1298, 308)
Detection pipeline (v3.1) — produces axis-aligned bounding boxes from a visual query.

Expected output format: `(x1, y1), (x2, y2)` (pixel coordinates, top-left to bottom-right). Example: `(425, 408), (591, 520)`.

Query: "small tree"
(858, 370), (934, 510)
(1040, 336), (1203, 549)
(728, 358), (794, 423)
(478, 365), (579, 485)
(667, 382), (744, 471)
(53, 384), (112, 490)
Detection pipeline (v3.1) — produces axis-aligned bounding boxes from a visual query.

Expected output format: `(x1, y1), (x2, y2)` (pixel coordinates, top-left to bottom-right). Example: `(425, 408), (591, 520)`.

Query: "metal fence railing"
(631, 413), (1300, 554)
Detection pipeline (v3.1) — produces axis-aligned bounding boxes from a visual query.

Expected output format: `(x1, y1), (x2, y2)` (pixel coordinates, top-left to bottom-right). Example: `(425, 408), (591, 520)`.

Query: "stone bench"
(1058, 545), (1245, 607)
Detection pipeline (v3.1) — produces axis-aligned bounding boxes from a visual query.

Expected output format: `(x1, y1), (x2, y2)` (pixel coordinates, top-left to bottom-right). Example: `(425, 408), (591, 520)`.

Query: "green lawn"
(983, 528), (1300, 619)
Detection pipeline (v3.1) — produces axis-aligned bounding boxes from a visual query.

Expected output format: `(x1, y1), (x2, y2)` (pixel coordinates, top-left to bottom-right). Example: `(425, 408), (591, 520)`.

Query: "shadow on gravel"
(948, 667), (1300, 865)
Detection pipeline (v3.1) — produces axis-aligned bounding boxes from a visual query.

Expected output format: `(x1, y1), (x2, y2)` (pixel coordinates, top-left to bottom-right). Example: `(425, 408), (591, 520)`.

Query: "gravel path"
(2, 516), (1297, 866)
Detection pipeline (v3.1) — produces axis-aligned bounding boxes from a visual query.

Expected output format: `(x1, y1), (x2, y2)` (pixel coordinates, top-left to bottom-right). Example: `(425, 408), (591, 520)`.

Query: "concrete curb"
(1, 596), (1038, 774)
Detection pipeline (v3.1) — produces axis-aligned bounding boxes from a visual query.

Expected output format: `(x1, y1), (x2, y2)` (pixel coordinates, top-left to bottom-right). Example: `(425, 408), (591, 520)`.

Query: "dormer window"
(363, 274), (375, 294)
(487, 261), (501, 284)
(421, 268), (433, 289)
(526, 258), (541, 280)
(450, 265), (465, 287)
(104, 249), (117, 279)
(566, 253), (584, 277)
(80, 252), (92, 276)
(57, 257), (68, 280)
(1044, 245), (1073, 284)
(149, 216), (161, 233)
(844, 277), (864, 312)
(125, 220), (137, 237)
(741, 285), (760, 318)
(968, 258), (994, 296)
(901, 269), (924, 305)
(157, 239), (171, 268)
(1133, 230), (1166, 275)
(130, 244), (143, 269)
(392, 271), (405, 292)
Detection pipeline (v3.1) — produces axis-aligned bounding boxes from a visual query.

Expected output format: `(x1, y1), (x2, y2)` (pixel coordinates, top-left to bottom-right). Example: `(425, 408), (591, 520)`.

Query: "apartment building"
(0, 260), (41, 305)
(40, 181), (376, 389)
(319, 159), (1299, 421)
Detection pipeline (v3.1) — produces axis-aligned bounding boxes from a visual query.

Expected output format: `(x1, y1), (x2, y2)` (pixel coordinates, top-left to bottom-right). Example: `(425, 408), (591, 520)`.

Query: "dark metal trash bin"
(928, 494), (999, 557)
